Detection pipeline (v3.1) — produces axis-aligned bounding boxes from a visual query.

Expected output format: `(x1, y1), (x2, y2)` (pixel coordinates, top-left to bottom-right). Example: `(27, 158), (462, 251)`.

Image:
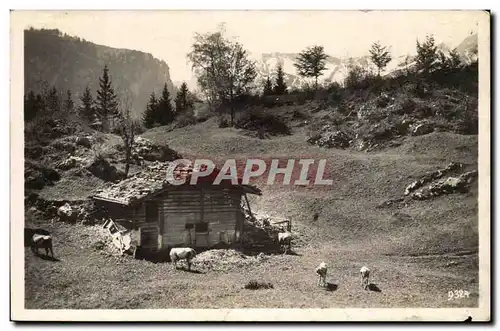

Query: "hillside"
(24, 28), (176, 117)
(24, 65), (479, 310)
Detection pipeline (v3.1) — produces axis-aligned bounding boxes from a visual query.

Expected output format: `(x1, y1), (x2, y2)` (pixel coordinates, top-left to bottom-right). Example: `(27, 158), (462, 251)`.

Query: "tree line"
(186, 26), (475, 122)
(25, 66), (197, 131)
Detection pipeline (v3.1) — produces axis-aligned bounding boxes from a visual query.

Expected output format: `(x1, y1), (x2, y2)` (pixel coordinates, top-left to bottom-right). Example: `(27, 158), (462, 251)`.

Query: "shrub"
(218, 116), (230, 128)
(244, 280), (274, 290)
(292, 109), (309, 120)
(235, 109), (291, 137)
(175, 112), (196, 128)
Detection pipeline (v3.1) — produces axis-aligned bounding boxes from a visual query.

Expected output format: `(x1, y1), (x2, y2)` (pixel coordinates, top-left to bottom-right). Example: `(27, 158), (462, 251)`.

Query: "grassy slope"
(25, 113), (479, 309)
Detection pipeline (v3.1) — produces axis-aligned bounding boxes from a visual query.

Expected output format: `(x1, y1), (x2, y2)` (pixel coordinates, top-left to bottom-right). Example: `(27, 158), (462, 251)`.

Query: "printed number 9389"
(448, 290), (470, 300)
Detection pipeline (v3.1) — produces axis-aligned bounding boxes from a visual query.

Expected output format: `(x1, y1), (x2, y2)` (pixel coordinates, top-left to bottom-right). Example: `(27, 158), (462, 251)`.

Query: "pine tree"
(96, 65), (119, 131)
(24, 91), (41, 121)
(369, 42), (392, 77)
(79, 86), (96, 123)
(174, 82), (193, 116)
(416, 34), (438, 75)
(143, 92), (158, 128)
(263, 77), (273, 96)
(448, 48), (463, 69)
(64, 89), (75, 113)
(45, 86), (61, 113)
(273, 63), (288, 94)
(158, 83), (176, 125)
(294, 45), (328, 91)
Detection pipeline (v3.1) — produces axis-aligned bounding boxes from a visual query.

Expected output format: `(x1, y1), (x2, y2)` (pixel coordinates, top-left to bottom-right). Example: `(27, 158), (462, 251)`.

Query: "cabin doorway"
(145, 201), (159, 223)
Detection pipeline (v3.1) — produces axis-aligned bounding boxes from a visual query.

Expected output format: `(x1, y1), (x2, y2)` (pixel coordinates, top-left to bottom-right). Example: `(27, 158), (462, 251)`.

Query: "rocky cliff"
(24, 28), (176, 118)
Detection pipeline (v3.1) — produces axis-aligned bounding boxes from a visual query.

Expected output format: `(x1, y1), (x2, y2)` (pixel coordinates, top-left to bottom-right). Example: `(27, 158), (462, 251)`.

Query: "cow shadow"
(326, 282), (338, 292)
(368, 283), (382, 292)
(178, 267), (205, 274)
(33, 253), (60, 262)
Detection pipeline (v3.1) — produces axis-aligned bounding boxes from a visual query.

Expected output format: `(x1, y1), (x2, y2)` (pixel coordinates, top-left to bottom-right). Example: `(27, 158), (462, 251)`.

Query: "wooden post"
(244, 193), (253, 219)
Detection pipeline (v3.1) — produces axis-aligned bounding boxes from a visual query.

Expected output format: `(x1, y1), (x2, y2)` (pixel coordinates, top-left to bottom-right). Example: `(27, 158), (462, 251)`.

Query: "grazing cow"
(31, 234), (54, 258)
(170, 247), (197, 271)
(25, 228), (50, 247)
(278, 231), (292, 254)
(315, 261), (328, 287)
(360, 266), (370, 290)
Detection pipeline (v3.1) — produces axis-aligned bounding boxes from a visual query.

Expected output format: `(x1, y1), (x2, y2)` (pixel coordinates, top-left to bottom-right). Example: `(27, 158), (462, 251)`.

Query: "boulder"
(75, 136), (93, 148)
(404, 162), (462, 195)
(87, 157), (125, 182)
(57, 203), (78, 222)
(132, 136), (181, 162)
(411, 123), (434, 136)
(57, 156), (84, 170)
(412, 170), (477, 200)
(307, 126), (351, 149)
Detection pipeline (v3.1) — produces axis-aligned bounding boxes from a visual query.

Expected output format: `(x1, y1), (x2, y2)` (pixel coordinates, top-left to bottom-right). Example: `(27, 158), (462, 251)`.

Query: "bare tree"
(116, 93), (140, 177)
(187, 26), (256, 126)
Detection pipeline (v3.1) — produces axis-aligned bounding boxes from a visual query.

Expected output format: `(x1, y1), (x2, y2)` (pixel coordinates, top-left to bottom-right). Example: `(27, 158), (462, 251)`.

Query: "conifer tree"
(263, 77), (273, 96)
(96, 65), (118, 131)
(157, 83), (175, 124)
(174, 82), (194, 115)
(45, 86), (61, 113)
(273, 63), (288, 94)
(64, 89), (75, 113)
(79, 86), (96, 123)
(416, 34), (438, 75)
(24, 91), (41, 121)
(143, 92), (158, 128)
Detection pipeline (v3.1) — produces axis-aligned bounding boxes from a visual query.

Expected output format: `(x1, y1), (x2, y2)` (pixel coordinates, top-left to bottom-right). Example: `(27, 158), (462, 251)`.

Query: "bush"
(218, 116), (230, 128)
(244, 280), (274, 290)
(292, 109), (308, 120)
(175, 112), (196, 128)
(235, 109), (291, 137)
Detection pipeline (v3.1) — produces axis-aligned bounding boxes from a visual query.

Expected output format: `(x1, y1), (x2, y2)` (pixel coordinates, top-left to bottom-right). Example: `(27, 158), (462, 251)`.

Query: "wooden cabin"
(91, 162), (261, 253)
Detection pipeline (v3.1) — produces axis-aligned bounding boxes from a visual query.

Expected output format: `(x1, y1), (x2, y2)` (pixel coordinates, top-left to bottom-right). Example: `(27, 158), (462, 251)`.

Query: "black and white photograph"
(10, 9), (491, 322)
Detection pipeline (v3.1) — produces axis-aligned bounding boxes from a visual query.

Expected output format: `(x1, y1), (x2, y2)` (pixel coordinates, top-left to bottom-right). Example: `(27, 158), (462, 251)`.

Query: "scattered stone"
(75, 136), (93, 148)
(57, 156), (84, 170)
(307, 125), (351, 149)
(411, 170), (477, 200)
(57, 202), (78, 222)
(404, 162), (463, 195)
(410, 122), (434, 136)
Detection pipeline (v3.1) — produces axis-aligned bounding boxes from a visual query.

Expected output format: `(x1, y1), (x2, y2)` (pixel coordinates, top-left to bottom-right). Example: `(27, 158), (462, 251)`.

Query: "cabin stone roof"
(92, 161), (261, 205)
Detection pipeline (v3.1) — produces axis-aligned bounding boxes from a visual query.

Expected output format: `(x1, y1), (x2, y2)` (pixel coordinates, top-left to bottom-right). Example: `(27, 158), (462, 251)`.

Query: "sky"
(14, 10), (481, 84)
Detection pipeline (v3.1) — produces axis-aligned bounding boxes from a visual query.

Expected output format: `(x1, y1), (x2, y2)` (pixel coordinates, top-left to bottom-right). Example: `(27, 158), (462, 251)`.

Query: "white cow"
(31, 234), (54, 258)
(360, 266), (370, 290)
(315, 261), (328, 287)
(170, 247), (197, 271)
(278, 231), (292, 254)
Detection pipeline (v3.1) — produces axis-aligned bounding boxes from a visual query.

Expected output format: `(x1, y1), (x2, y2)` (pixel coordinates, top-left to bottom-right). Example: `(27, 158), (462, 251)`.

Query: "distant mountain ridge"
(254, 33), (478, 91)
(24, 28), (176, 118)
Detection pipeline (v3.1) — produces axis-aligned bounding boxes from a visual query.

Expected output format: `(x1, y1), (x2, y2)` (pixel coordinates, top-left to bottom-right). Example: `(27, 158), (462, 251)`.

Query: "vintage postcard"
(10, 10), (491, 322)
